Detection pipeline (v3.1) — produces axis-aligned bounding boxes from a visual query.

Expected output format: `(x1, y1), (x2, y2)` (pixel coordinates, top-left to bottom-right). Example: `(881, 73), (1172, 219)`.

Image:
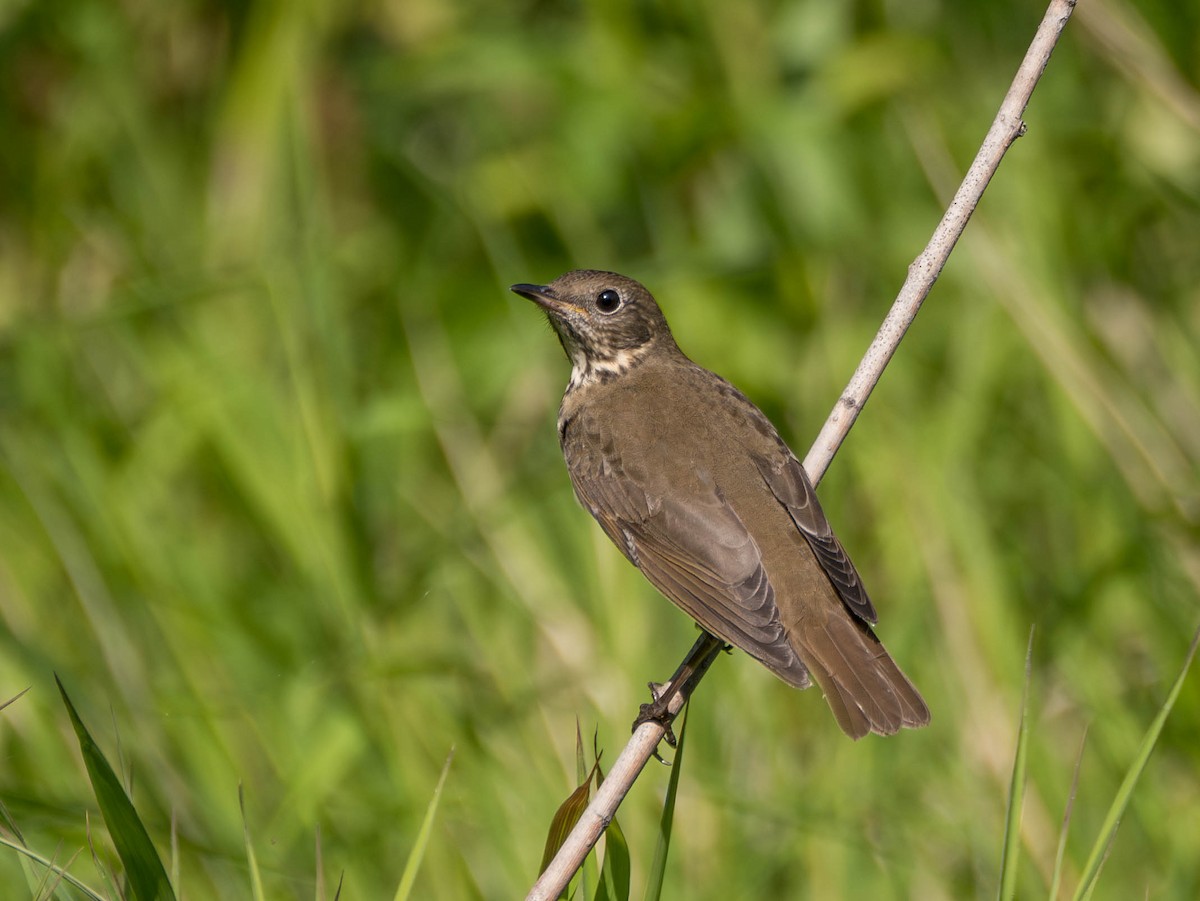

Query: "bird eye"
(596, 289), (621, 313)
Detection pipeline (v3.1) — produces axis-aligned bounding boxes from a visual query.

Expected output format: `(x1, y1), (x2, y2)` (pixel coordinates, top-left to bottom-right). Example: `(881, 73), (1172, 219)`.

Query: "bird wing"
(562, 415), (808, 685)
(750, 451), (878, 625)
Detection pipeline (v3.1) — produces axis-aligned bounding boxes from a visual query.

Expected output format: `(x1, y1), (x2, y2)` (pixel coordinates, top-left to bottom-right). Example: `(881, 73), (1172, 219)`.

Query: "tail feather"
(798, 615), (929, 739)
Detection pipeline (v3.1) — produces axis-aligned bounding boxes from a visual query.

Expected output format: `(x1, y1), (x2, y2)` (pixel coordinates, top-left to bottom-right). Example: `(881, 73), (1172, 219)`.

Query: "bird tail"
(797, 615), (930, 739)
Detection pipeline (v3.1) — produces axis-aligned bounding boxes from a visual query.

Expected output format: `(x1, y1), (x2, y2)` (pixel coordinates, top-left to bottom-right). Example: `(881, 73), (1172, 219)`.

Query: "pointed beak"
(511, 282), (582, 317)
(510, 282), (554, 305)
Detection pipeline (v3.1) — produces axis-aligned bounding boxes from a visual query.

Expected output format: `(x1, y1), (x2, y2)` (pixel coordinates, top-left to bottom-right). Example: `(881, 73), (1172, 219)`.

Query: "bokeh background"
(2, 0), (1198, 897)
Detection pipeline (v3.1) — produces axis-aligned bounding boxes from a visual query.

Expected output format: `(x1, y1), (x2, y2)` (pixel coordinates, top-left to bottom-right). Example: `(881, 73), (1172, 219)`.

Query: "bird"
(511, 270), (929, 739)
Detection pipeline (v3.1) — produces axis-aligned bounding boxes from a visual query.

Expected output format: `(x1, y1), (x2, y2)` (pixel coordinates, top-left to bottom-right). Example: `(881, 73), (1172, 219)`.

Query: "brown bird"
(512, 270), (929, 739)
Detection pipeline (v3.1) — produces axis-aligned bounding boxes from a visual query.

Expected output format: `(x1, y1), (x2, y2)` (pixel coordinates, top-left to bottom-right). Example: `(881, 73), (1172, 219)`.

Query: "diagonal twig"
(527, 2), (1077, 898)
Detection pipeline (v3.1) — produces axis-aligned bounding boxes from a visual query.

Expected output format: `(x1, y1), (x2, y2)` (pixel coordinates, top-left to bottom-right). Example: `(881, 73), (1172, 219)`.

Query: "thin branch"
(529, 633), (724, 900)
(527, 2), (1077, 898)
(803, 0), (1077, 483)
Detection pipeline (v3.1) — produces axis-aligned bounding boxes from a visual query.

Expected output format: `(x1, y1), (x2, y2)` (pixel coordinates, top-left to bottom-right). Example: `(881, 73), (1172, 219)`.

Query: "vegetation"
(1, 0), (1197, 896)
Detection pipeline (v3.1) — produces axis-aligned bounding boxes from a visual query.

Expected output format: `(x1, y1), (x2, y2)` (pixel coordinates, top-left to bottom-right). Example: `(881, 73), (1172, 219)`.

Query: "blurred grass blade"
(170, 811), (180, 897)
(1048, 726), (1088, 901)
(573, 721), (596, 901)
(0, 798), (24, 843)
(1, 698), (39, 887)
(0, 833), (105, 900)
(86, 810), (124, 899)
(643, 706), (689, 901)
(997, 628), (1034, 901)
(394, 747), (455, 901)
(238, 784), (266, 901)
(56, 676), (176, 901)
(315, 823), (324, 901)
(1, 687), (30, 713)
(36, 849), (73, 900)
(577, 719), (588, 785)
(539, 757), (598, 882)
(592, 758), (630, 901)
(1071, 625), (1200, 901)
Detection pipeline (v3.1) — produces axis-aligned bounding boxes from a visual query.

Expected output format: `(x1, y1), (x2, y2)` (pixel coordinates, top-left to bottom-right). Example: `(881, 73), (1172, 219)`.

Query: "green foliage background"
(1, 0), (1198, 896)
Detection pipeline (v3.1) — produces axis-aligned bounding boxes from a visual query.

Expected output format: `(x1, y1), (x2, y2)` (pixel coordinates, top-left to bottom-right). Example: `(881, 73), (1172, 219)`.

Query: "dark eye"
(596, 289), (621, 313)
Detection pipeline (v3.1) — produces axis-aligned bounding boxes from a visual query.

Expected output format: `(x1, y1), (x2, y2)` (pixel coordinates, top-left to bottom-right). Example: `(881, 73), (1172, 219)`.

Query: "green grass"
(2, 0), (1199, 897)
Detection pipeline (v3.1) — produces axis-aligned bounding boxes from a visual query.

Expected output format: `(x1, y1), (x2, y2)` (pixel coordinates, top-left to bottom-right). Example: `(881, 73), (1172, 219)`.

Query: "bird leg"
(633, 631), (728, 757)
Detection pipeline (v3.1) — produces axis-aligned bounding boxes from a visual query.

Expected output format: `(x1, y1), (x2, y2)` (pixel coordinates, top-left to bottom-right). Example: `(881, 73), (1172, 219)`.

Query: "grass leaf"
(0, 687), (30, 714)
(394, 747), (456, 901)
(643, 707), (688, 901)
(56, 676), (176, 901)
(575, 721), (597, 899)
(0, 832), (104, 900)
(1071, 626), (1200, 900)
(997, 628), (1034, 900)
(1048, 726), (1088, 900)
(540, 759), (597, 883)
(239, 784), (266, 901)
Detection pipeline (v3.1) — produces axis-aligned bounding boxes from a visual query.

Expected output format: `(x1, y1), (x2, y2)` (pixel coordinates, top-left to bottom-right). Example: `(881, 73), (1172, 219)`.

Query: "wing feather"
(563, 416), (809, 686)
(751, 452), (878, 625)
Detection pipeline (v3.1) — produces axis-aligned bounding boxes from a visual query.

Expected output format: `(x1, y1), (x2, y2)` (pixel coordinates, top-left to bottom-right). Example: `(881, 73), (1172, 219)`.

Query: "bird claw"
(633, 681), (678, 758)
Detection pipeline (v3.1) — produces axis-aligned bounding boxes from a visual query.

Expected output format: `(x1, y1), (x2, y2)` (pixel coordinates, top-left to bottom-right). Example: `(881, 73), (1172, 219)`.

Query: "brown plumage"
(512, 270), (929, 738)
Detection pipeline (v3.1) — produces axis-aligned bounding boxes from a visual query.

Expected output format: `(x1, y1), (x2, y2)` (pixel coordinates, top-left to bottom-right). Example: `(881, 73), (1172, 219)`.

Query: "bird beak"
(510, 283), (553, 303)
(511, 282), (584, 317)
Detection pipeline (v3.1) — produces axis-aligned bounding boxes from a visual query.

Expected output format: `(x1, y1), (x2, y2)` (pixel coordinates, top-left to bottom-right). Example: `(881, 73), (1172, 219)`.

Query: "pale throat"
(566, 344), (651, 393)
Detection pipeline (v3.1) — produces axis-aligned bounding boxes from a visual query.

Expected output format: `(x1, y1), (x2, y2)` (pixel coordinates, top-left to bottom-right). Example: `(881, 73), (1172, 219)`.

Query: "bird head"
(511, 270), (677, 386)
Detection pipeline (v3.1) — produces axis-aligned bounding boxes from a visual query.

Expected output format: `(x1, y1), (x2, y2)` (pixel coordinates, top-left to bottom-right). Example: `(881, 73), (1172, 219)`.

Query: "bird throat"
(565, 344), (651, 394)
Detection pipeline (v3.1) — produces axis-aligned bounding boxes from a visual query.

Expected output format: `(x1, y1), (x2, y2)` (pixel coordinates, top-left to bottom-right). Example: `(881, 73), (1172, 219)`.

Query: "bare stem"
(803, 0), (1077, 484)
(527, 2), (1077, 898)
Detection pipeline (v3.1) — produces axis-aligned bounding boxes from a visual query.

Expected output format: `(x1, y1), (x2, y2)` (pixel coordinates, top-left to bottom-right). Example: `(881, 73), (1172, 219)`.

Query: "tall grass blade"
(643, 707), (689, 901)
(170, 811), (180, 896)
(0, 833), (103, 900)
(1048, 726), (1088, 900)
(0, 796), (40, 893)
(315, 823), (325, 901)
(539, 758), (597, 884)
(997, 628), (1034, 900)
(1071, 626), (1200, 901)
(575, 721), (596, 899)
(394, 747), (456, 901)
(577, 720), (588, 786)
(86, 811), (123, 899)
(56, 676), (176, 901)
(239, 784), (266, 901)
(1, 687), (30, 713)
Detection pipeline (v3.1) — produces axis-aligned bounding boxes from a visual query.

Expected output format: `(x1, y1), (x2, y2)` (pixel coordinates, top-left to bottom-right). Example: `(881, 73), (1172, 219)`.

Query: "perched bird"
(512, 270), (929, 739)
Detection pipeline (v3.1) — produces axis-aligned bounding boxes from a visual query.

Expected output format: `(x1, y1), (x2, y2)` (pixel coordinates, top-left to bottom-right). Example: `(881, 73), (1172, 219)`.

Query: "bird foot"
(633, 681), (678, 762)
